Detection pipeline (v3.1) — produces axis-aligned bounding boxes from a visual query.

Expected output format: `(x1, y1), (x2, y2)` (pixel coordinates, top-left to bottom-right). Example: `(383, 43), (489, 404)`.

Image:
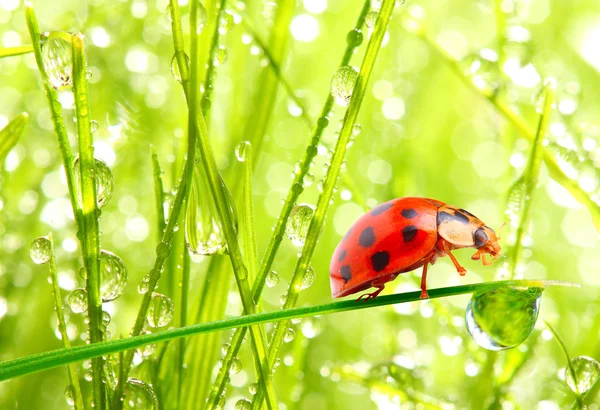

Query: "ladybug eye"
(474, 228), (488, 248)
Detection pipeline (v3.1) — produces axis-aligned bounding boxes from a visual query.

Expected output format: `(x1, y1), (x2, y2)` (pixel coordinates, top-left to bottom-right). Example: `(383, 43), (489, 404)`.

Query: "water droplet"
(196, 2), (208, 34)
(301, 266), (315, 290)
(317, 116), (329, 129)
(465, 287), (542, 351)
(102, 311), (111, 325)
(186, 164), (238, 255)
(284, 328), (295, 343)
(365, 11), (378, 28)
(460, 50), (502, 96)
(230, 357), (242, 374)
(565, 356), (600, 395)
(40, 32), (73, 89)
(235, 399), (251, 410)
(90, 120), (99, 133)
(64, 385), (75, 406)
(123, 378), (158, 409)
(68, 288), (88, 313)
(147, 293), (174, 328)
(165, 4), (173, 21)
(352, 124), (362, 136)
(219, 12), (234, 34)
(170, 53), (190, 83)
(330, 66), (358, 106)
(214, 46), (228, 65)
(235, 141), (251, 162)
(221, 343), (231, 356)
(280, 292), (288, 305)
(248, 383), (258, 395)
(136, 331), (156, 357)
(303, 173), (315, 187)
(30, 236), (52, 264)
(138, 274), (151, 294)
(100, 250), (128, 302)
(266, 270), (279, 287)
(285, 204), (315, 247)
(346, 29), (363, 48)
(156, 242), (171, 258)
(73, 157), (115, 208)
(317, 179), (324, 192)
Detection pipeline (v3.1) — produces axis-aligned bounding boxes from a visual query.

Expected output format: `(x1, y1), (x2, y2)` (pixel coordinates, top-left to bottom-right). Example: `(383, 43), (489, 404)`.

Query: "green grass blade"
(0, 280), (579, 383)
(0, 45), (33, 58)
(177, 241), (190, 408)
(0, 113), (28, 163)
(151, 147), (166, 239)
(72, 32), (105, 409)
(240, 143), (258, 284)
(47, 233), (85, 410)
(206, 0), (372, 405)
(250, 0), (397, 407)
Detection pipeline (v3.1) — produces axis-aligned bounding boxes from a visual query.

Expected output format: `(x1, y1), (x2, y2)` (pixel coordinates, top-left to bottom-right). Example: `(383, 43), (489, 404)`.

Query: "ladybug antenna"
(497, 222), (507, 240)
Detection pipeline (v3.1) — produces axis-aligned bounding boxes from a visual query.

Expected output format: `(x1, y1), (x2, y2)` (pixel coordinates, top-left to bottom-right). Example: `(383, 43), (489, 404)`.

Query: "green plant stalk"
(0, 280), (578, 382)
(199, 0), (226, 121)
(177, 242), (190, 408)
(508, 84), (555, 277)
(251, 0), (396, 407)
(151, 148), (167, 238)
(24, 5), (83, 231)
(206, 0), (372, 405)
(0, 113), (28, 162)
(544, 321), (583, 408)
(47, 233), (85, 410)
(493, 0), (506, 69)
(414, 27), (600, 233)
(72, 33), (105, 409)
(0, 45), (33, 58)
(241, 144), (258, 285)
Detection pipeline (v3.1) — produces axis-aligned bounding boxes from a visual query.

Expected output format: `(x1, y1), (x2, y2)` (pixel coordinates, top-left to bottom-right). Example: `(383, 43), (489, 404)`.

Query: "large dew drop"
(73, 156), (115, 209)
(285, 204), (315, 247)
(235, 399), (251, 410)
(40, 32), (73, 89)
(565, 356), (600, 395)
(185, 163), (237, 255)
(99, 250), (128, 302)
(68, 288), (88, 313)
(330, 66), (358, 106)
(465, 286), (541, 351)
(147, 293), (174, 328)
(460, 50), (503, 96)
(123, 378), (158, 410)
(30, 236), (52, 264)
(170, 53), (190, 83)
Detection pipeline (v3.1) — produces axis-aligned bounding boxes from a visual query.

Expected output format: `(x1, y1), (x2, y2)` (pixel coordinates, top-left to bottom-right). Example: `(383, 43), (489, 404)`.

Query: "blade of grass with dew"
(409, 24), (600, 233)
(0, 113), (28, 164)
(199, 0), (225, 123)
(24, 4), (83, 229)
(0, 280), (580, 382)
(205, 1), (373, 406)
(176, 243), (190, 408)
(507, 82), (555, 278)
(240, 143), (258, 285)
(331, 365), (448, 410)
(47, 233), (85, 410)
(0, 45), (33, 58)
(72, 32), (106, 409)
(151, 148), (167, 238)
(544, 321), (584, 408)
(250, 0), (397, 408)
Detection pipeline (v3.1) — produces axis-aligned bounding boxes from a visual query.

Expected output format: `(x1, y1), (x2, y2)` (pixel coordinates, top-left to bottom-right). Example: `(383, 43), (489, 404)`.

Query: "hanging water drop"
(68, 288), (88, 313)
(303, 173), (315, 187)
(99, 250), (128, 302)
(90, 120), (99, 133)
(460, 50), (503, 97)
(365, 11), (378, 28)
(285, 204), (315, 247)
(40, 32), (73, 89)
(214, 46), (228, 65)
(346, 29), (363, 48)
(266, 270), (279, 287)
(230, 357), (242, 374)
(136, 331), (157, 357)
(138, 274), (151, 294)
(565, 356), (600, 395)
(235, 399), (251, 410)
(64, 385), (75, 406)
(123, 378), (159, 410)
(330, 66), (359, 106)
(465, 286), (542, 351)
(284, 328), (295, 343)
(219, 11), (234, 34)
(196, 1), (208, 34)
(165, 4), (173, 22)
(30, 236), (51, 264)
(301, 266), (315, 290)
(248, 383), (258, 395)
(221, 343), (230, 356)
(147, 293), (174, 328)
(235, 141), (251, 162)
(170, 53), (190, 83)
(73, 156), (115, 208)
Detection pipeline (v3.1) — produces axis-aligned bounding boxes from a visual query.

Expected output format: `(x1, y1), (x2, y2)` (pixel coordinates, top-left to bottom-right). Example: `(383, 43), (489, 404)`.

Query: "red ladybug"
(330, 197), (501, 301)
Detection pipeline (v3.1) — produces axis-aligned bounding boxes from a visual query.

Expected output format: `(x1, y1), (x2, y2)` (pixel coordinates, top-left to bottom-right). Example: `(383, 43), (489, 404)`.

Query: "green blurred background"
(0, 0), (599, 408)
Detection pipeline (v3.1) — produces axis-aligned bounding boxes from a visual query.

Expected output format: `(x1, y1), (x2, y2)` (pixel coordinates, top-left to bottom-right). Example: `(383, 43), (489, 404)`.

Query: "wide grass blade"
(0, 113), (28, 163)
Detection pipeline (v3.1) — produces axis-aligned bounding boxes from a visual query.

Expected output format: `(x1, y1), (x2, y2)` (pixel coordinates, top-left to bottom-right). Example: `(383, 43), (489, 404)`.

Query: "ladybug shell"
(330, 197), (442, 298)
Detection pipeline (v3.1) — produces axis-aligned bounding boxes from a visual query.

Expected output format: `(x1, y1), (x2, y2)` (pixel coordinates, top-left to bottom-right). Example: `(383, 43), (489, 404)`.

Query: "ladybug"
(330, 197), (501, 301)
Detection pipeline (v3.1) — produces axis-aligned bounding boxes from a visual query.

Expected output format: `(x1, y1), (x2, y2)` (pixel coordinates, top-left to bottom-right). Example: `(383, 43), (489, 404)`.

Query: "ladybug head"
(471, 226), (501, 265)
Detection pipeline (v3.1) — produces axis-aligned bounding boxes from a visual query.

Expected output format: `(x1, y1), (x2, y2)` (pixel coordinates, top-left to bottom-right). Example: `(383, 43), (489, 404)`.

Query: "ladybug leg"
(420, 255), (433, 299)
(441, 241), (467, 276)
(356, 280), (386, 302)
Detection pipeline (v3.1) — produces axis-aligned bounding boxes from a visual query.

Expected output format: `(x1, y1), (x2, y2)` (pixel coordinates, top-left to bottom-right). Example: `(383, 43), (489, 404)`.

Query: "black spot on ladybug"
(338, 249), (347, 262)
(459, 208), (476, 218)
(402, 225), (418, 242)
(437, 211), (469, 225)
(401, 208), (418, 219)
(371, 251), (390, 272)
(340, 265), (351, 283)
(359, 227), (376, 247)
(370, 202), (394, 216)
(474, 228), (488, 248)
